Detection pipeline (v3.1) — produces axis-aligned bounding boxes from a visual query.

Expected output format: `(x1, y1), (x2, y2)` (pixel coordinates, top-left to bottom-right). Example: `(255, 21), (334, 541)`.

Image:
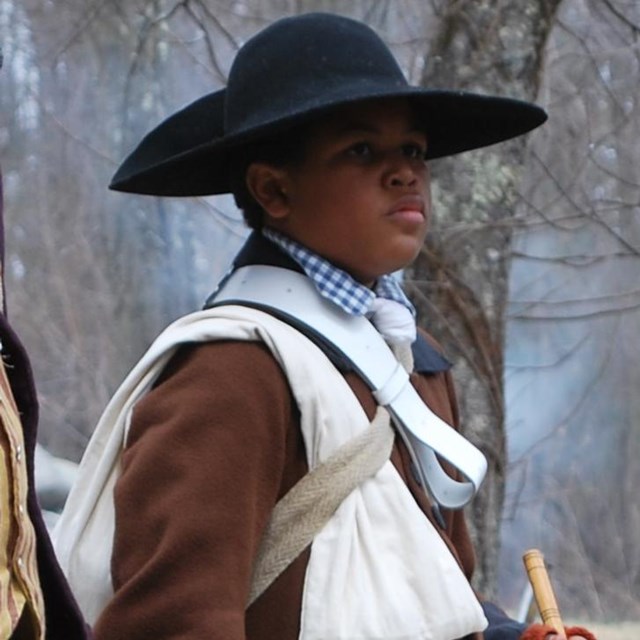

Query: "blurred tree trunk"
(406, 0), (562, 596)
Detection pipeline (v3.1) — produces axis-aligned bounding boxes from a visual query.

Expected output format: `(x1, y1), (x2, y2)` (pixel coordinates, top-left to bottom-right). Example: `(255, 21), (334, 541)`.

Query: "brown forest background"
(1, 0), (639, 623)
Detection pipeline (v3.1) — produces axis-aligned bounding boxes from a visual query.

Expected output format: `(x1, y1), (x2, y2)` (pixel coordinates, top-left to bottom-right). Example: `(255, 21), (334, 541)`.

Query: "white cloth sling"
(53, 306), (487, 639)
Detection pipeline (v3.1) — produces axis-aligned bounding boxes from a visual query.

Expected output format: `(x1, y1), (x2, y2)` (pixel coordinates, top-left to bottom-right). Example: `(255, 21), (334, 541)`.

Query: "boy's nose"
(386, 161), (418, 188)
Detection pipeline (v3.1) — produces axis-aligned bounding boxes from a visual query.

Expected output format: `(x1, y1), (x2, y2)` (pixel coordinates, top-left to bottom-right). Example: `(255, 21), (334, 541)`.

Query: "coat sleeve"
(481, 602), (528, 639)
(93, 340), (303, 640)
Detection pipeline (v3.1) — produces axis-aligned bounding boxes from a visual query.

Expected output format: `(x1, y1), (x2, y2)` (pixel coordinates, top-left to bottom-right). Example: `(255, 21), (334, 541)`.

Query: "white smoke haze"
(501, 0), (640, 617)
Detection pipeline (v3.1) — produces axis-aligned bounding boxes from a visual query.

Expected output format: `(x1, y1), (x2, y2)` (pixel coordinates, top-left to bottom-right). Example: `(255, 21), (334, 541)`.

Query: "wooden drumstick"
(523, 548), (565, 636)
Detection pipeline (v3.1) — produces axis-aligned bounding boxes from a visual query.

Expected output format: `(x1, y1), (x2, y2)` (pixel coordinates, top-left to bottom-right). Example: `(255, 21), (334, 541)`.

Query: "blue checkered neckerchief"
(262, 228), (415, 317)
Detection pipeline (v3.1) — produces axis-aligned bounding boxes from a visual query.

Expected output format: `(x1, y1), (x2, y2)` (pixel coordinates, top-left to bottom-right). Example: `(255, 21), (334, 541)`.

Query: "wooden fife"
(523, 548), (565, 635)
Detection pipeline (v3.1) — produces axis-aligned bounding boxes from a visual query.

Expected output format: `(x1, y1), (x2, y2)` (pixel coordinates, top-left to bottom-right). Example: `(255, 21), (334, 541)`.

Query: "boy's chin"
(387, 242), (426, 272)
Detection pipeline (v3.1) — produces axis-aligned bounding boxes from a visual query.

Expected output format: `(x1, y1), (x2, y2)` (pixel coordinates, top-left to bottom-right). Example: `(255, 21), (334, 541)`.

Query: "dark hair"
(229, 122), (311, 230)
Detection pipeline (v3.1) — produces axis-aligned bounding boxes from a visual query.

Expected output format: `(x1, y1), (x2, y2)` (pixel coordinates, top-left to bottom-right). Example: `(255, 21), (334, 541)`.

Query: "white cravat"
(368, 296), (417, 346)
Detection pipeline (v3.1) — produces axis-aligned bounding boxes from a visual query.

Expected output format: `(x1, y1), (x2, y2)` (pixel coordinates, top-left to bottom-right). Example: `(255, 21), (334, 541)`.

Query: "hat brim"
(110, 87), (546, 197)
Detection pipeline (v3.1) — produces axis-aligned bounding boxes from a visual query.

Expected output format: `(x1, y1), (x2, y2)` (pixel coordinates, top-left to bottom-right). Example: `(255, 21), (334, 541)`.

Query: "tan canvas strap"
(247, 406), (394, 607)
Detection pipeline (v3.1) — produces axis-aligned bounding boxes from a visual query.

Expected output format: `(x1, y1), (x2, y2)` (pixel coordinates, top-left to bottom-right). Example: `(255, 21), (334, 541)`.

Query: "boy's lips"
(387, 195), (426, 223)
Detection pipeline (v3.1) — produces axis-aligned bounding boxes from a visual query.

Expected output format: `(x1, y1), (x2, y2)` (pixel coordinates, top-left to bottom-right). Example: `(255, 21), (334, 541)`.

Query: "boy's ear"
(245, 163), (291, 219)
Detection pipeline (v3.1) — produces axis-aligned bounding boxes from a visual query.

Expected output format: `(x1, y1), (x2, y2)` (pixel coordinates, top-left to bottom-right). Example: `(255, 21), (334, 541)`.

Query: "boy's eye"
(402, 143), (427, 160)
(347, 142), (372, 158)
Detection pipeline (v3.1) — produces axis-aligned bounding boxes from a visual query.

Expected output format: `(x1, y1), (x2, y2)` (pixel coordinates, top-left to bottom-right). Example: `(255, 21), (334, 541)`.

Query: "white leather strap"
(372, 362), (409, 406)
(210, 265), (487, 509)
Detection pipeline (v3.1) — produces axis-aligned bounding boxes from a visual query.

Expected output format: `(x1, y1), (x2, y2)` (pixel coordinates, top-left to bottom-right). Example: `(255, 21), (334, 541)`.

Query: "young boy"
(54, 12), (594, 640)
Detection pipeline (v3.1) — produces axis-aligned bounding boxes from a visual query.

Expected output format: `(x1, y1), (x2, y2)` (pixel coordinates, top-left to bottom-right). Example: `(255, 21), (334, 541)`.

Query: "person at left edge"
(0, 170), (90, 639)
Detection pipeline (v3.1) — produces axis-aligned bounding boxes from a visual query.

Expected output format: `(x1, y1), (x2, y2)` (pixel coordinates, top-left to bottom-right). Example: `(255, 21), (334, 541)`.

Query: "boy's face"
(253, 98), (431, 285)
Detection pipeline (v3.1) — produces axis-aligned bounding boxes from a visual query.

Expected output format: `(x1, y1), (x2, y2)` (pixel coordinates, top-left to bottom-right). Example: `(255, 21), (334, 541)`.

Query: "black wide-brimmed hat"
(110, 12), (547, 197)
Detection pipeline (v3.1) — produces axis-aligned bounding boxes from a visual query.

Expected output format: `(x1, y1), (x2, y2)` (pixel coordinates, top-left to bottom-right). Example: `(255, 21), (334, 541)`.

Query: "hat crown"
(109, 12), (547, 197)
(225, 13), (408, 136)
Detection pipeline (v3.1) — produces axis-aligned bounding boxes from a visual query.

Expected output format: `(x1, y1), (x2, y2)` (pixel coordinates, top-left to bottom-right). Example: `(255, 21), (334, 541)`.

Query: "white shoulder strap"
(211, 265), (487, 509)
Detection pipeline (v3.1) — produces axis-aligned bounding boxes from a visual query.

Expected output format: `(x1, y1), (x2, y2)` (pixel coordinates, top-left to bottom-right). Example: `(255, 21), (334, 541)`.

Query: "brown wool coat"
(93, 337), (483, 640)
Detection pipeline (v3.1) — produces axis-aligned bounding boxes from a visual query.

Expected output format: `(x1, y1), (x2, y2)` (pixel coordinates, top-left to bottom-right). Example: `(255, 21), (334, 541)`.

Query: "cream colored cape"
(53, 306), (487, 639)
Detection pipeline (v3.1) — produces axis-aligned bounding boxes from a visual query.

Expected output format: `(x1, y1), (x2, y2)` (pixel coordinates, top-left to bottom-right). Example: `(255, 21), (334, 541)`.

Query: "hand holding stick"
(523, 548), (565, 637)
